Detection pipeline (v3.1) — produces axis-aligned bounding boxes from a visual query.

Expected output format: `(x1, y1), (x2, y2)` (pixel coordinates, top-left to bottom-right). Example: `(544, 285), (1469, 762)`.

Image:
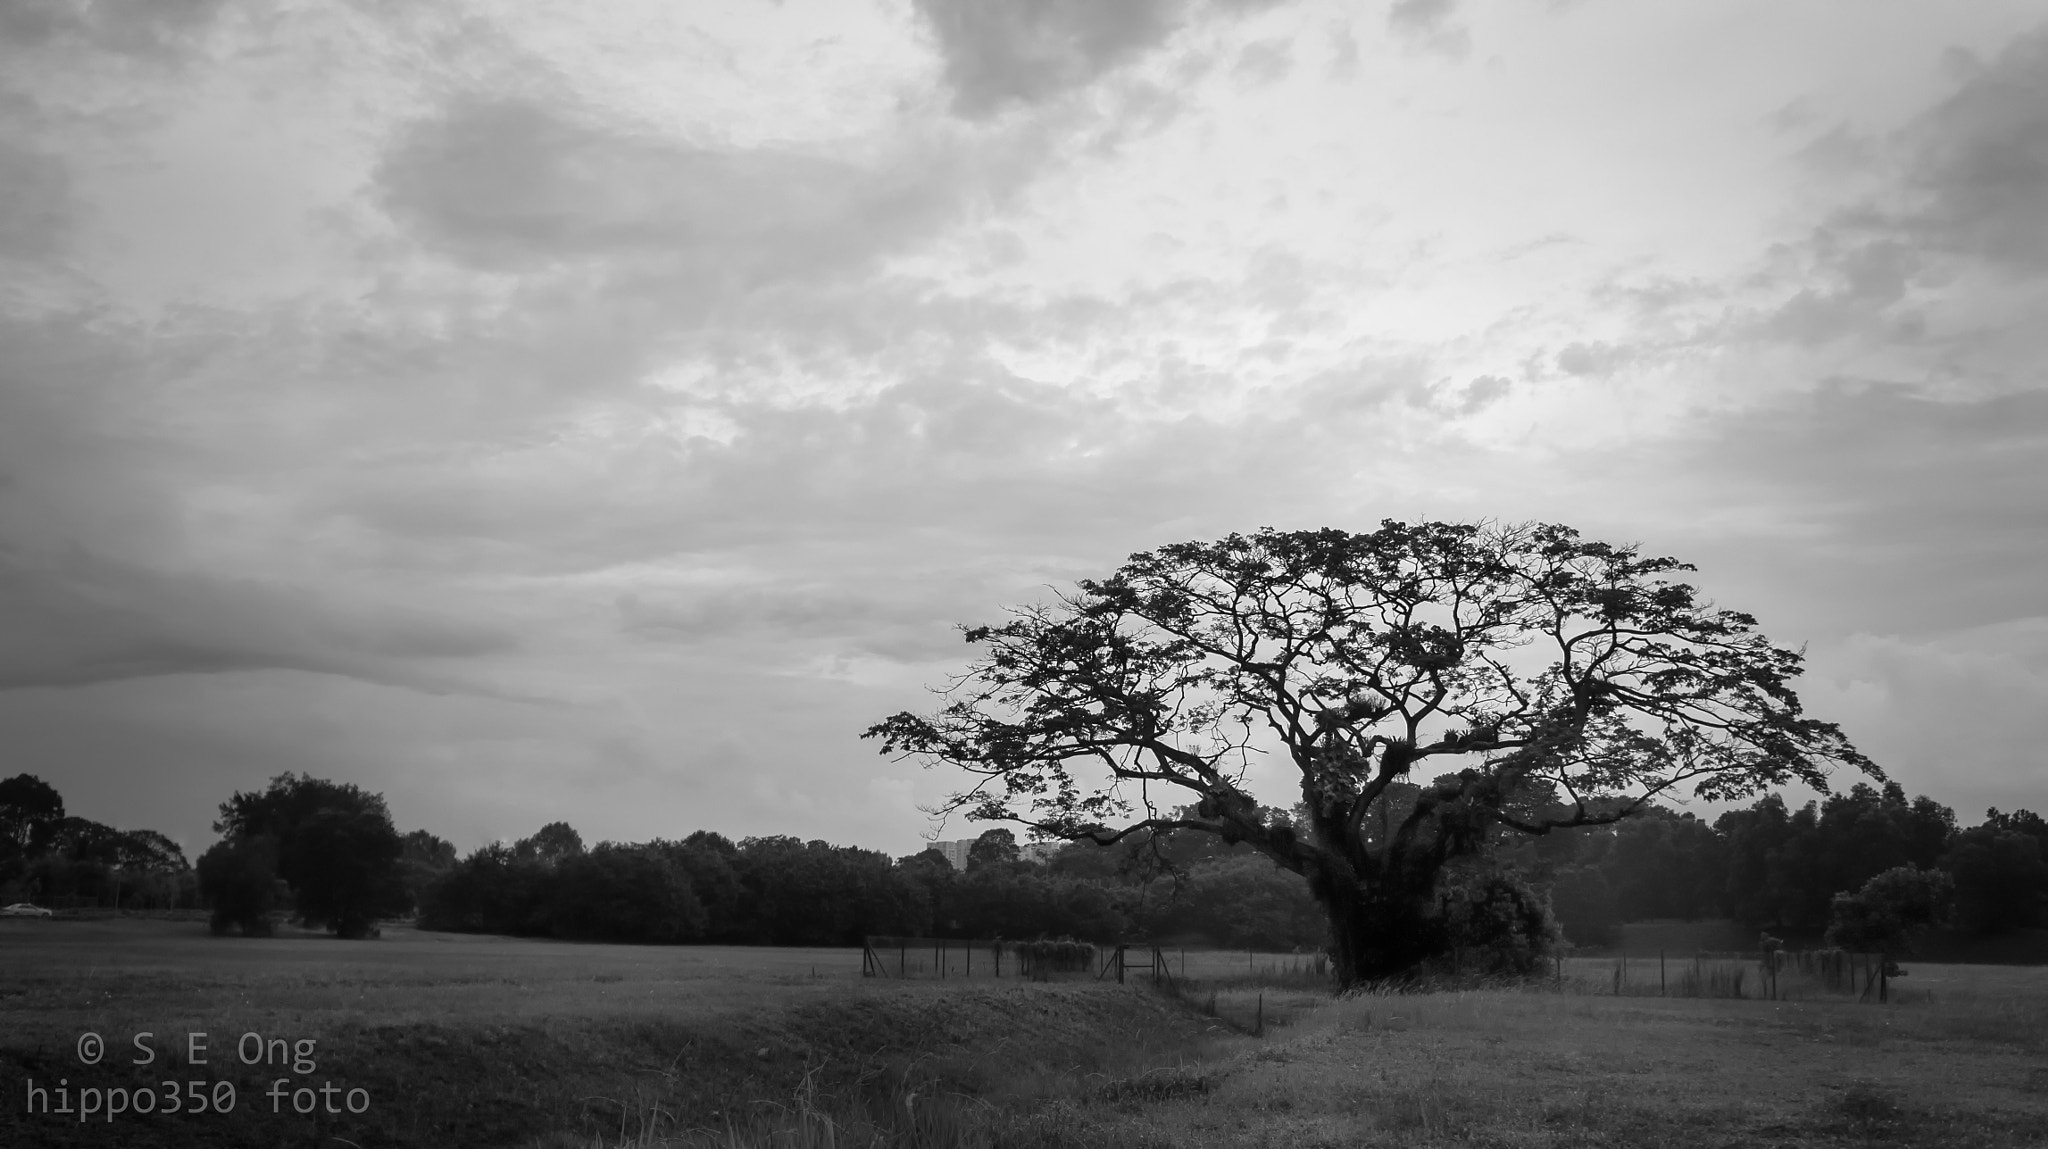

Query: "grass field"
(4, 918), (2046, 1148)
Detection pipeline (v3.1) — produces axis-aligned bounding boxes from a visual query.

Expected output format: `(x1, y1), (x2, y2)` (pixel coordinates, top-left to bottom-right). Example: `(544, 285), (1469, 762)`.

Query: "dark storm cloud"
(0, 306), (531, 697)
(0, 543), (523, 693)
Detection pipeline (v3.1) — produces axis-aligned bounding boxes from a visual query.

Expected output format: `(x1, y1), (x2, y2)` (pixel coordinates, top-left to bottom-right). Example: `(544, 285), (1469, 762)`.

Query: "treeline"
(0, 774), (196, 911)
(411, 820), (1327, 949)
(1534, 782), (2048, 947)
(10, 769), (2042, 955)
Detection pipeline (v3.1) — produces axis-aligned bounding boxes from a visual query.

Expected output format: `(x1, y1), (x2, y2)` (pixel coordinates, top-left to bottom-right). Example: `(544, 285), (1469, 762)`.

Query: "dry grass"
(7, 920), (2046, 1148)
(0, 919), (1223, 1148)
(572, 961), (2048, 1148)
(958, 964), (2048, 1149)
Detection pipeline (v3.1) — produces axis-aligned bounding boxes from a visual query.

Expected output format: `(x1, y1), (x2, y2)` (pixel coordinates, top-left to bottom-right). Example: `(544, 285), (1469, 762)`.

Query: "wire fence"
(860, 938), (1896, 1005)
(1555, 948), (1896, 1002)
(861, 939), (1336, 985)
(862, 937), (1100, 980)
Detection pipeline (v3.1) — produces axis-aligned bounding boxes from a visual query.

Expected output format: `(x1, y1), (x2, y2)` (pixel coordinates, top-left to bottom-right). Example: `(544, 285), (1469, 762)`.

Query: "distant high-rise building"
(1017, 841), (1060, 863)
(911, 837), (1060, 870)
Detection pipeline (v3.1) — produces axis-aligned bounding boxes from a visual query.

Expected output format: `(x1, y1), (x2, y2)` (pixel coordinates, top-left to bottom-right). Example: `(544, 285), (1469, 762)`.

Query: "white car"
(1, 903), (53, 918)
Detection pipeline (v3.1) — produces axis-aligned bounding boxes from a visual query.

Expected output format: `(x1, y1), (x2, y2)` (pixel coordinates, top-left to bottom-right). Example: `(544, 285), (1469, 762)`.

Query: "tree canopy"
(867, 521), (1876, 984)
(0, 773), (65, 855)
(204, 773), (409, 937)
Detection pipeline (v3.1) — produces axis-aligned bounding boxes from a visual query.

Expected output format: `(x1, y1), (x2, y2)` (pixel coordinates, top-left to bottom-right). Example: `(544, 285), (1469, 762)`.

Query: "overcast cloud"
(2, 0), (2043, 859)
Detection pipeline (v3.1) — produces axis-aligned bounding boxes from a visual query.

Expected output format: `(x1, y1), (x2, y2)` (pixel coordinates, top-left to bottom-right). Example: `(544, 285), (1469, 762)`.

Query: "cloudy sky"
(2, 0), (2044, 861)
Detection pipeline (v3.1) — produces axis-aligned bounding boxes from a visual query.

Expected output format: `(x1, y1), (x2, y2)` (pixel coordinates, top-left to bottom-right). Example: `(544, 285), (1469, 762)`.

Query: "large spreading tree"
(205, 773), (410, 938)
(866, 521), (1878, 986)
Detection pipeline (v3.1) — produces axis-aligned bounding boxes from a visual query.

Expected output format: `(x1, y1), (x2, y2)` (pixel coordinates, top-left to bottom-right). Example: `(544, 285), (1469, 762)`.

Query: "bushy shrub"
(1436, 863), (1560, 976)
(1825, 865), (1953, 954)
(1012, 937), (1097, 977)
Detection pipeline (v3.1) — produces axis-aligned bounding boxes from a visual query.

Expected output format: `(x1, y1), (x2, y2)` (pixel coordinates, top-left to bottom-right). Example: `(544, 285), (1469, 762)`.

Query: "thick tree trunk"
(1312, 856), (1447, 987)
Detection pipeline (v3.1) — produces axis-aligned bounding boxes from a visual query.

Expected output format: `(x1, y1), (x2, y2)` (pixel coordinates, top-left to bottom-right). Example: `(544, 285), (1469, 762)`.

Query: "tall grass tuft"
(571, 1063), (998, 1149)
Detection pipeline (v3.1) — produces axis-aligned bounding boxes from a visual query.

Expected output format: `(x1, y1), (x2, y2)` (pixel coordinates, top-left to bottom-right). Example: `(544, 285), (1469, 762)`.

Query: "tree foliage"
(207, 773), (411, 938)
(1825, 866), (1954, 955)
(198, 835), (282, 936)
(1716, 783), (1957, 932)
(1942, 824), (2048, 935)
(0, 773), (64, 856)
(515, 821), (586, 865)
(549, 844), (706, 943)
(867, 521), (1874, 984)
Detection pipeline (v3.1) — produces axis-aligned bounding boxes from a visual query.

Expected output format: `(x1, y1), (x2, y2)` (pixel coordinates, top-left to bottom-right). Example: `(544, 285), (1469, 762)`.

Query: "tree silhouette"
(1826, 865), (1953, 955)
(514, 821), (586, 865)
(209, 773), (409, 938)
(867, 521), (1875, 985)
(0, 773), (64, 856)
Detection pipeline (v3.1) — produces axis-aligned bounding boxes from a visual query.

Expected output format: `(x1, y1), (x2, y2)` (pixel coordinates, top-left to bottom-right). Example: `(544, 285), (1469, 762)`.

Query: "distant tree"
(514, 821), (585, 866)
(966, 828), (1020, 873)
(1717, 783), (1956, 935)
(660, 835), (748, 941)
(0, 774), (65, 855)
(902, 847), (956, 874)
(1044, 838), (1123, 881)
(198, 835), (282, 936)
(40, 817), (127, 864)
(208, 774), (409, 938)
(115, 830), (190, 873)
(1825, 866), (1954, 955)
(403, 829), (458, 870)
(285, 807), (409, 937)
(1139, 853), (1322, 949)
(868, 522), (1874, 986)
(736, 836), (921, 945)
(683, 829), (739, 857)
(549, 845), (705, 943)
(1717, 794), (1822, 931)
(1548, 865), (1621, 948)
(1985, 808), (2048, 842)
(1606, 807), (1728, 921)
(398, 830), (458, 911)
(417, 843), (553, 935)
(1941, 824), (2048, 934)
(0, 775), (192, 909)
